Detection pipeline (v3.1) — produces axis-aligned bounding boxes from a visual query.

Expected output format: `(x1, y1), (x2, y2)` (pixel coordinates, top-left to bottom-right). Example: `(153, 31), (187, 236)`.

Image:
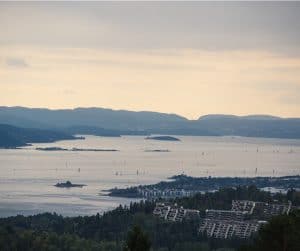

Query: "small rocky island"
(54, 181), (86, 188)
(145, 136), (180, 141)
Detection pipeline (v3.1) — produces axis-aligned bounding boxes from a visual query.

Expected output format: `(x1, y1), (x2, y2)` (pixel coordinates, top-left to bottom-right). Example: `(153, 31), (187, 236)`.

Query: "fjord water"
(0, 135), (299, 217)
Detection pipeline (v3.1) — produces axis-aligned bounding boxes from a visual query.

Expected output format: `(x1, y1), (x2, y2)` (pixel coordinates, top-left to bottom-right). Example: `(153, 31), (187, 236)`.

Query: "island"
(54, 181), (86, 188)
(145, 136), (180, 141)
(36, 147), (118, 152)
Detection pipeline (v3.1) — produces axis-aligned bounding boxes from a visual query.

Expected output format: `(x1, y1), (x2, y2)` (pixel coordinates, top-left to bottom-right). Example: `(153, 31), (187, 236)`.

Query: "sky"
(0, 1), (300, 119)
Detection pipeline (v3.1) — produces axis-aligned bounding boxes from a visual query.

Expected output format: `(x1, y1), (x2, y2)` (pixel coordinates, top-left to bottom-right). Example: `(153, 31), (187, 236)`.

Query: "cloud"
(5, 57), (28, 68)
(0, 2), (299, 55)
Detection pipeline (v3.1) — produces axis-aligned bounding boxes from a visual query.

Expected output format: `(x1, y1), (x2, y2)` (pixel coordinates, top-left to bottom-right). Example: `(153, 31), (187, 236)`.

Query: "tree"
(239, 210), (300, 251)
(123, 225), (151, 251)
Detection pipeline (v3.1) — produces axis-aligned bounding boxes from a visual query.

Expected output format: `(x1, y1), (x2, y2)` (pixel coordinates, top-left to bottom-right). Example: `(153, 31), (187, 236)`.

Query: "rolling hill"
(1, 107), (300, 139)
(0, 124), (79, 148)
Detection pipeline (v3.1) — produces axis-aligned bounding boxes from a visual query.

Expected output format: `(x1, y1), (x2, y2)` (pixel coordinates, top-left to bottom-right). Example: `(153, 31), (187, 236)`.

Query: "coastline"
(106, 174), (300, 199)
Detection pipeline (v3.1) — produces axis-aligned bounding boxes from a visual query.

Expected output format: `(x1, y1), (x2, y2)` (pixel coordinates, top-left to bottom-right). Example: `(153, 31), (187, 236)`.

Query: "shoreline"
(106, 174), (300, 198)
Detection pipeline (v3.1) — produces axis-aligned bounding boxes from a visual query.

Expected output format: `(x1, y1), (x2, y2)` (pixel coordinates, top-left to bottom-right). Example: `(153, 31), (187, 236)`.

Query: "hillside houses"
(153, 202), (200, 222)
(153, 199), (292, 239)
(137, 188), (201, 199)
(231, 200), (292, 219)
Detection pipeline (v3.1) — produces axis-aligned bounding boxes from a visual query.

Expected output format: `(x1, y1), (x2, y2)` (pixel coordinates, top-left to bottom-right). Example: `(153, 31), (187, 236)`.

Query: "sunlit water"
(0, 135), (299, 217)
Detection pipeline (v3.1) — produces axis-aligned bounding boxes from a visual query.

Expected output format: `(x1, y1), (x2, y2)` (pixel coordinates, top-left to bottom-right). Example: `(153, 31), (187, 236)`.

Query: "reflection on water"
(0, 135), (299, 217)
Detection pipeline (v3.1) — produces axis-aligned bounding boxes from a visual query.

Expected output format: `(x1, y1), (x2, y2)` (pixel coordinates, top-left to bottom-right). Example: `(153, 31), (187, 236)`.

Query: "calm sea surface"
(0, 135), (299, 217)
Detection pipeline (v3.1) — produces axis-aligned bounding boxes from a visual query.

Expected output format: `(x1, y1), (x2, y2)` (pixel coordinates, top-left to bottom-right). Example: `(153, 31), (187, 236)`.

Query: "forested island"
(54, 181), (86, 188)
(107, 174), (300, 198)
(0, 186), (299, 251)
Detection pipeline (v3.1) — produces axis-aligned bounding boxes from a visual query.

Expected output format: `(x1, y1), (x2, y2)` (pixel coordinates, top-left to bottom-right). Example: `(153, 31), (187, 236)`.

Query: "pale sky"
(0, 1), (300, 119)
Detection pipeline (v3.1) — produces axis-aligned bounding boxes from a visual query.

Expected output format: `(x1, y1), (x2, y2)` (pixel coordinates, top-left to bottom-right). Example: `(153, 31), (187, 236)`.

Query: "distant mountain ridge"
(0, 106), (300, 139)
(0, 106), (186, 130)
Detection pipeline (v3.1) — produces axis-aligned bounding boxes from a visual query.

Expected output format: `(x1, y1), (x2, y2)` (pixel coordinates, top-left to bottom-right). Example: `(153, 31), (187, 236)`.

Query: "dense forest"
(240, 210), (300, 251)
(0, 186), (299, 251)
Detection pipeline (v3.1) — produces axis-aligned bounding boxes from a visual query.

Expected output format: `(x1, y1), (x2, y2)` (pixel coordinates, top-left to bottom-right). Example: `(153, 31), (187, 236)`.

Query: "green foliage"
(173, 241), (210, 251)
(0, 226), (111, 251)
(0, 186), (298, 251)
(239, 210), (300, 251)
(123, 225), (151, 251)
(287, 188), (300, 206)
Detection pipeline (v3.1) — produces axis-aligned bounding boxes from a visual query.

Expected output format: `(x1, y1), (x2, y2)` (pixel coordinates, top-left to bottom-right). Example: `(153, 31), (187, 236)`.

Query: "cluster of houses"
(153, 199), (292, 239)
(199, 209), (265, 239)
(137, 187), (201, 199)
(232, 199), (292, 218)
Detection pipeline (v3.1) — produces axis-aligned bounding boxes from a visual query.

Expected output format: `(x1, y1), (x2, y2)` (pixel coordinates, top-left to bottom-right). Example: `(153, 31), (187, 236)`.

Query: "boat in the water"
(54, 180), (86, 188)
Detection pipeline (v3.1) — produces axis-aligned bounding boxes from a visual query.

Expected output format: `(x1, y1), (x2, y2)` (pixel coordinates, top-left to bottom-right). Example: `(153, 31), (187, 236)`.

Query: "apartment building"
(232, 200), (292, 218)
(154, 199), (292, 239)
(199, 219), (265, 239)
(153, 202), (200, 222)
(232, 200), (256, 214)
(205, 209), (247, 221)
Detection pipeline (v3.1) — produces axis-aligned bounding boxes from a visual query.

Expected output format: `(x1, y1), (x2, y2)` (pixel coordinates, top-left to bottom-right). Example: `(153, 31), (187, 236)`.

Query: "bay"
(0, 135), (299, 217)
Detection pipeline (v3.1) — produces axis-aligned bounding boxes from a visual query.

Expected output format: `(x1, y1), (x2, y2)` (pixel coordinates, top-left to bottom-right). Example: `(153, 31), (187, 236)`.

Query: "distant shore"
(106, 174), (300, 198)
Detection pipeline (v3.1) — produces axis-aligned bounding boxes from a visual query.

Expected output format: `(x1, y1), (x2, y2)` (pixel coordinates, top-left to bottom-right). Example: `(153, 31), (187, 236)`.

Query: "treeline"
(0, 186), (299, 251)
(169, 186), (300, 212)
(0, 228), (108, 251)
(239, 210), (300, 251)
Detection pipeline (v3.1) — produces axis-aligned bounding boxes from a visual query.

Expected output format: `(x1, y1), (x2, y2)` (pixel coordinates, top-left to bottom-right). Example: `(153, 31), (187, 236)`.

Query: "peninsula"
(0, 124), (82, 149)
(107, 174), (300, 198)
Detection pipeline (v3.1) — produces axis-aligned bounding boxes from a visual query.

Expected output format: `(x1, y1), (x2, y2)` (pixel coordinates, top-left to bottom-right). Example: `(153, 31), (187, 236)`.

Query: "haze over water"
(0, 135), (299, 217)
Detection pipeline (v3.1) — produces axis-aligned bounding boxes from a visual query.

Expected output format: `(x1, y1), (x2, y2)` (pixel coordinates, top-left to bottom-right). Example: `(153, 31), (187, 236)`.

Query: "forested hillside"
(0, 124), (79, 148)
(0, 186), (299, 251)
